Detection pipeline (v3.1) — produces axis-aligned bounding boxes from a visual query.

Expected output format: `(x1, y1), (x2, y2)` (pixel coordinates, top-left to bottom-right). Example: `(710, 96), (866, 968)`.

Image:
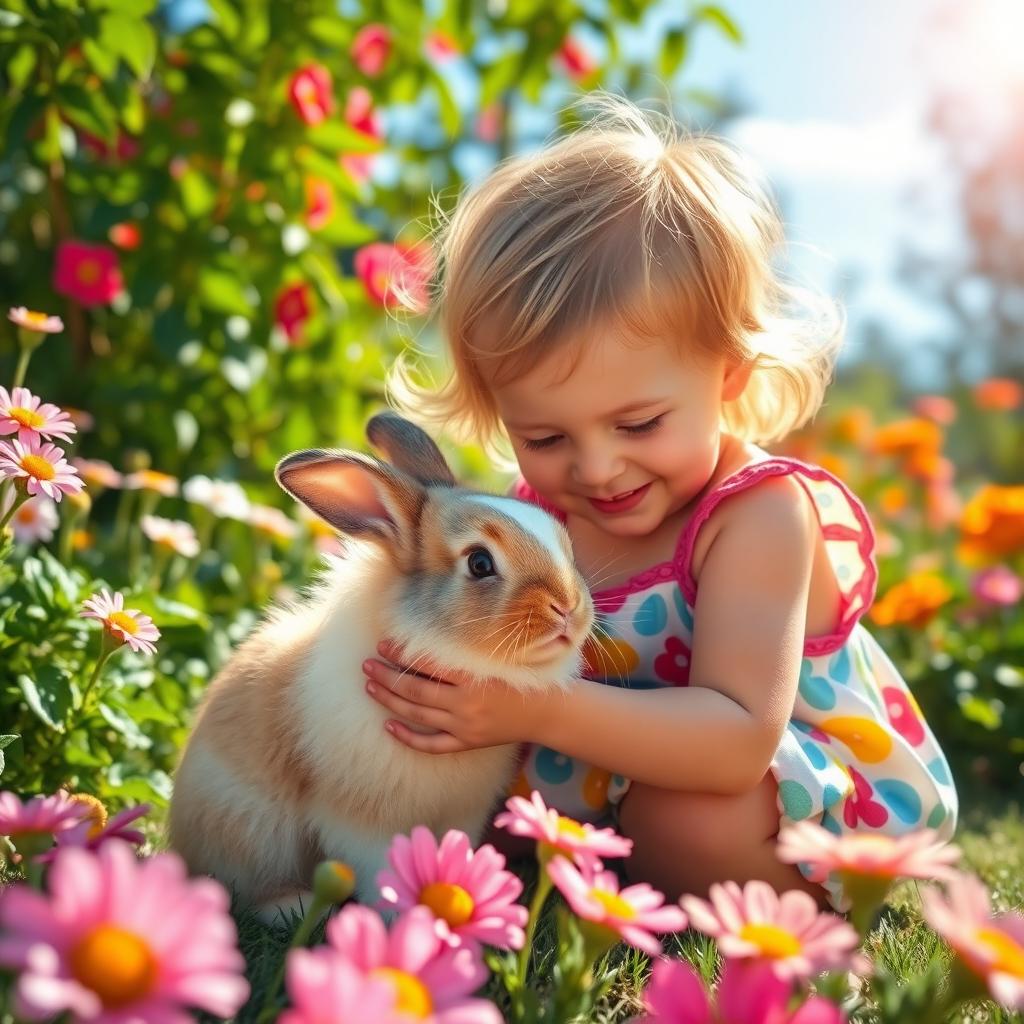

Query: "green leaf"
(179, 168), (217, 218)
(658, 26), (688, 79)
(198, 266), (252, 317)
(479, 48), (522, 109)
(0, 734), (17, 778)
(82, 35), (118, 78)
(95, 0), (160, 15)
(18, 667), (73, 731)
(692, 4), (743, 43)
(56, 83), (118, 139)
(959, 694), (1002, 730)
(98, 701), (153, 749)
(100, 13), (157, 79)
(307, 119), (385, 155)
(207, 0), (240, 39)
(424, 63), (461, 140)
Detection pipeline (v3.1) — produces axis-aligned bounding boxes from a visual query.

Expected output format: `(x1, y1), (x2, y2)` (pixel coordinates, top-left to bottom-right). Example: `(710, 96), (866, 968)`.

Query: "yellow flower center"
(24, 310), (49, 327)
(418, 882), (475, 927)
(739, 922), (803, 959)
(76, 260), (101, 285)
(107, 610), (140, 635)
(67, 793), (108, 840)
(371, 968), (433, 1018)
(975, 927), (1024, 978)
(8, 406), (46, 429)
(591, 889), (636, 920)
(69, 925), (157, 1008)
(19, 453), (55, 480)
(556, 816), (588, 842)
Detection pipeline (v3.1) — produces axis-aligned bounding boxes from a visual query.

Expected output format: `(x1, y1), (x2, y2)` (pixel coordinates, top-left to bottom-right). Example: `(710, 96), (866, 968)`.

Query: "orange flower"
(907, 449), (953, 484)
(815, 453), (850, 482)
(831, 407), (873, 446)
(879, 484), (909, 518)
(958, 485), (1024, 563)
(972, 377), (1023, 411)
(872, 418), (943, 457)
(870, 571), (953, 628)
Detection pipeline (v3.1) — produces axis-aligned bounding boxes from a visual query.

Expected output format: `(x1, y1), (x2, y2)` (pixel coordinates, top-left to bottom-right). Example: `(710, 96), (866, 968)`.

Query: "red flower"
(842, 766), (888, 829)
(274, 282), (312, 345)
(76, 129), (140, 163)
(555, 36), (596, 79)
(354, 240), (433, 312)
(304, 177), (334, 231)
(475, 102), (503, 143)
(653, 635), (691, 686)
(351, 23), (392, 77)
(108, 222), (142, 250)
(425, 30), (459, 62)
(340, 86), (383, 183)
(288, 64), (334, 125)
(53, 241), (122, 307)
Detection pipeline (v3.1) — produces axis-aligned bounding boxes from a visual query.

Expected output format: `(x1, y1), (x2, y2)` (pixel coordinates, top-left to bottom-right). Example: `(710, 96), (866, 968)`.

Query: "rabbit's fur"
(167, 412), (594, 919)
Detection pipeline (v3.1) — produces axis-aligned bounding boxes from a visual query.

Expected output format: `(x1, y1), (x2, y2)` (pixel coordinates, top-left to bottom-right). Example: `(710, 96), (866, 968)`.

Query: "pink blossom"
(122, 469), (179, 496)
(376, 826), (527, 950)
(555, 35), (596, 79)
(141, 514), (200, 557)
(353, 240), (434, 312)
(248, 503), (299, 540)
(304, 177), (334, 231)
(0, 840), (249, 1022)
(8, 307), (64, 333)
(0, 791), (89, 858)
(288, 64), (334, 125)
(425, 30), (459, 62)
(340, 86), (383, 182)
(776, 821), (961, 884)
(971, 565), (1023, 607)
(53, 241), (122, 307)
(281, 946), (404, 1024)
(632, 956), (846, 1024)
(351, 23), (392, 77)
(325, 903), (503, 1022)
(72, 458), (123, 490)
(911, 394), (957, 425)
(37, 801), (150, 865)
(680, 880), (860, 981)
(0, 438), (84, 502)
(80, 589), (161, 655)
(275, 281), (313, 344)
(2, 491), (58, 544)
(922, 872), (1024, 1010)
(493, 789), (633, 870)
(0, 387), (77, 446)
(547, 857), (686, 956)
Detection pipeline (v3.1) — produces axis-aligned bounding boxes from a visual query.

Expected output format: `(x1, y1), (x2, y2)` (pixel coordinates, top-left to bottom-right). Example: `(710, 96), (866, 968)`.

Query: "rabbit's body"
(168, 417), (593, 917)
(169, 545), (520, 911)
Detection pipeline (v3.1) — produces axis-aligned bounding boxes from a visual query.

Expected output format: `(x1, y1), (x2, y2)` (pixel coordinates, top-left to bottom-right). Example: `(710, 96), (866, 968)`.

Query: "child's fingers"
(384, 720), (469, 755)
(363, 659), (459, 710)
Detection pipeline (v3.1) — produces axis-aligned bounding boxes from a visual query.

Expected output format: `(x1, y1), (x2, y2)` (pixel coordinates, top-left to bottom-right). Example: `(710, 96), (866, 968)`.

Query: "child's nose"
(572, 448), (624, 489)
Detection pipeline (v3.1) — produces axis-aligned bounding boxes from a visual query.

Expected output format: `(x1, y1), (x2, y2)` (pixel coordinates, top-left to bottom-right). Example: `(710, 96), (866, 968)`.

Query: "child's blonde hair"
(388, 90), (844, 469)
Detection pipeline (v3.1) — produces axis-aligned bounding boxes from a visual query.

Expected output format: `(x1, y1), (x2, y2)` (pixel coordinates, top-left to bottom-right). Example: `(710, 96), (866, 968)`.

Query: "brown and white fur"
(166, 412), (594, 920)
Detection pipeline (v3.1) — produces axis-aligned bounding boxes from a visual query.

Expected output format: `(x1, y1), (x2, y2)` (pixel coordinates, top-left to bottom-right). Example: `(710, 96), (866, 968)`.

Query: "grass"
(227, 790), (1024, 1024)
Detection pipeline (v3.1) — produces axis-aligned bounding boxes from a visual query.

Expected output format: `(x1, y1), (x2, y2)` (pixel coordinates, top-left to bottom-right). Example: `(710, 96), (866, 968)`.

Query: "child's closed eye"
(521, 415), (665, 451)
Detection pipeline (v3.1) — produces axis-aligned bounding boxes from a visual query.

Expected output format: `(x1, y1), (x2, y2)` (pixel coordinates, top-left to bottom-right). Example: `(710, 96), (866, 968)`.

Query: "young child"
(362, 91), (959, 910)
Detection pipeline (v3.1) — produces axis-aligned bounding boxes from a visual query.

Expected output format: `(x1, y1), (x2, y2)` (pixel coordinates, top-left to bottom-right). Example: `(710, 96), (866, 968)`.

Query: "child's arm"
(535, 475), (817, 795)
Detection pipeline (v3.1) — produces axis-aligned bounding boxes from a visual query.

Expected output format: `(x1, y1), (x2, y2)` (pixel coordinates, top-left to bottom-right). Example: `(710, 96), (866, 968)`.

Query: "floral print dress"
(507, 457), (959, 908)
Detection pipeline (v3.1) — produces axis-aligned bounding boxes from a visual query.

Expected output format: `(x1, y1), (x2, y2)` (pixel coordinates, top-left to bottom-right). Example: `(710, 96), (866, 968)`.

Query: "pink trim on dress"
(510, 457), (878, 655)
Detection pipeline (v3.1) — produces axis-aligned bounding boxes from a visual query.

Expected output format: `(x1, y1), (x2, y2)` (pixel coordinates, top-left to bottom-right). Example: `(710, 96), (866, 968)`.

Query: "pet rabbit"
(167, 411), (594, 919)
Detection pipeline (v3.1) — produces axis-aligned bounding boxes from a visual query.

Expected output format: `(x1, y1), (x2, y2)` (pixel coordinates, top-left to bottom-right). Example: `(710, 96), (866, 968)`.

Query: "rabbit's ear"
(275, 449), (425, 549)
(365, 411), (455, 488)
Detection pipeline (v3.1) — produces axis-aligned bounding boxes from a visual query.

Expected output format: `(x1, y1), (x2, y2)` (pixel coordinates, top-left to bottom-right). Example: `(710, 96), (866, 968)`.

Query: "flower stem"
(11, 345), (32, 390)
(257, 895), (328, 1024)
(0, 486), (29, 535)
(516, 854), (555, 987)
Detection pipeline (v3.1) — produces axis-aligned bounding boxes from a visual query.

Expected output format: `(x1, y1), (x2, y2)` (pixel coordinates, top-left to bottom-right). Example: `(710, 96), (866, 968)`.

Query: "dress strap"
(675, 457), (878, 655)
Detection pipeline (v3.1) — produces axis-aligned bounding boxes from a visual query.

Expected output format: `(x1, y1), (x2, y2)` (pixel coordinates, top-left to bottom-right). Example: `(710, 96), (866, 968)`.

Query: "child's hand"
(362, 639), (547, 754)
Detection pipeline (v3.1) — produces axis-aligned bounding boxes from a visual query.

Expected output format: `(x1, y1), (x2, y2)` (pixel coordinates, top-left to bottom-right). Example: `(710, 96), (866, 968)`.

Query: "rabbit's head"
(275, 412), (594, 689)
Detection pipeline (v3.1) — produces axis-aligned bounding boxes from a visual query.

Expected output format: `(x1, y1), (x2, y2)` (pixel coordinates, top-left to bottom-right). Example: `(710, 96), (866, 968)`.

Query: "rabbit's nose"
(549, 603), (570, 626)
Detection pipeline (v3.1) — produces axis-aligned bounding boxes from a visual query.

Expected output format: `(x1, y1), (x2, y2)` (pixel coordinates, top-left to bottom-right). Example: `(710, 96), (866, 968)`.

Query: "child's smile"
(491, 328), (750, 539)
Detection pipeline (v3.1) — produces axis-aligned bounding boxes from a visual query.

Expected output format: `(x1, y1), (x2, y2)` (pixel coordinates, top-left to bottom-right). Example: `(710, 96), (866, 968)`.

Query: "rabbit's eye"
(467, 547), (497, 579)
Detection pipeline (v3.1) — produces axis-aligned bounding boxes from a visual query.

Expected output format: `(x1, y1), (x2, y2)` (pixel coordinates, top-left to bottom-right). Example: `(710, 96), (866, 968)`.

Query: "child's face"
(493, 331), (743, 538)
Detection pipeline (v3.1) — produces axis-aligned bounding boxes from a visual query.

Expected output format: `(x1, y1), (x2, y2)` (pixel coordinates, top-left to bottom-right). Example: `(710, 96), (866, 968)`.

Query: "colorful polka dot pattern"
(509, 460), (959, 900)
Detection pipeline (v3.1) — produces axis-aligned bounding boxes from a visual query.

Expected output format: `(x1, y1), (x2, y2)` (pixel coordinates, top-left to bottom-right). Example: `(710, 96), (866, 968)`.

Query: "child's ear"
(722, 357), (756, 401)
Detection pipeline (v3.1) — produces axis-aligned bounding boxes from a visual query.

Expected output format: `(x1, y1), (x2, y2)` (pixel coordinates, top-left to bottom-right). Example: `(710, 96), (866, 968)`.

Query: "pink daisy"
(0, 387), (77, 445)
(140, 514), (200, 557)
(0, 791), (90, 859)
(493, 789), (633, 870)
(282, 946), (405, 1024)
(37, 798), (150, 865)
(72, 458), (123, 490)
(8, 307), (64, 333)
(122, 469), (179, 497)
(546, 857), (686, 956)
(376, 826), (527, 950)
(80, 589), (160, 655)
(634, 956), (846, 1024)
(2, 491), (59, 544)
(0, 437), (83, 502)
(325, 904), (503, 1023)
(921, 872), (1024, 1010)
(248, 503), (299, 540)
(680, 880), (860, 982)
(0, 839), (249, 1022)
(776, 821), (961, 884)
